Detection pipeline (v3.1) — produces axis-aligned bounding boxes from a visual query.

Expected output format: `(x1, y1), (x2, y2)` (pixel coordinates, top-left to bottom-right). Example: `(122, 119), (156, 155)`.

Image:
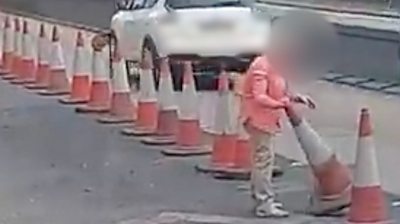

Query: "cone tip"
(14, 17), (20, 31)
(51, 26), (59, 42)
(22, 20), (28, 34)
(141, 50), (153, 69)
(4, 16), (10, 28)
(39, 24), (46, 37)
(359, 108), (372, 137)
(76, 31), (84, 47)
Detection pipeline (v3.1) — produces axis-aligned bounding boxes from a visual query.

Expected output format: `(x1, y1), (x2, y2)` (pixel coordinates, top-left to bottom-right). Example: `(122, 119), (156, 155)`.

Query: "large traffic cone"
(10, 20), (36, 84)
(97, 53), (136, 123)
(0, 16), (13, 75)
(3, 18), (22, 80)
(347, 108), (390, 224)
(25, 24), (50, 90)
(141, 57), (178, 145)
(285, 105), (352, 216)
(59, 31), (91, 104)
(121, 50), (158, 137)
(75, 47), (110, 113)
(38, 26), (70, 96)
(195, 70), (238, 174)
(162, 61), (211, 156)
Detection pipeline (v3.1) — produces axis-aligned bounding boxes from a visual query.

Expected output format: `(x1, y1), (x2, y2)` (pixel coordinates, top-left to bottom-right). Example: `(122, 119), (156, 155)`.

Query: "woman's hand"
(290, 94), (316, 109)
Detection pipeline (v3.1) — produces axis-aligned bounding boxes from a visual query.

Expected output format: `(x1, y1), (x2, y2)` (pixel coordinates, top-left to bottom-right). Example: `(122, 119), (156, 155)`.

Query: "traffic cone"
(0, 17), (14, 75)
(38, 26), (70, 96)
(347, 108), (390, 224)
(121, 50), (158, 137)
(59, 31), (91, 104)
(195, 70), (238, 174)
(3, 17), (22, 80)
(162, 61), (211, 156)
(97, 52), (136, 123)
(285, 105), (352, 216)
(75, 46), (110, 113)
(25, 23), (50, 90)
(10, 20), (36, 84)
(141, 57), (178, 145)
(0, 17), (7, 74)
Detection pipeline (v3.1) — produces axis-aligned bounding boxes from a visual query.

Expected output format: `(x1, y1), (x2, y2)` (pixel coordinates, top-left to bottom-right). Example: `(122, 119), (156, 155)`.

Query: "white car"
(111, 0), (272, 89)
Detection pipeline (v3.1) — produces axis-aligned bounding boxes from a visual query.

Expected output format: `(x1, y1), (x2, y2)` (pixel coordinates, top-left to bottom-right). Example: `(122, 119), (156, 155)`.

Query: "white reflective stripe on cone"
(178, 83), (199, 121)
(158, 75), (177, 111)
(111, 59), (130, 93)
(50, 42), (66, 70)
(14, 31), (22, 57)
(0, 26), (3, 62)
(21, 31), (35, 60)
(213, 91), (238, 135)
(91, 50), (108, 81)
(354, 136), (380, 187)
(199, 91), (218, 133)
(4, 24), (13, 53)
(293, 120), (333, 166)
(38, 36), (50, 65)
(138, 69), (157, 102)
(73, 46), (91, 77)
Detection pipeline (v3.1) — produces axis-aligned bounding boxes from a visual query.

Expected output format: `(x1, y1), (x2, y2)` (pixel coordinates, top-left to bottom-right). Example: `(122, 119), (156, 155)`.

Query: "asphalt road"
(2, 0), (400, 82)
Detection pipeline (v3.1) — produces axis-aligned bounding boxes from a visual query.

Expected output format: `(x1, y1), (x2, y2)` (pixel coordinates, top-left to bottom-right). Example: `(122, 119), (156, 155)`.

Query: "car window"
(144, 0), (158, 8)
(166, 0), (245, 9)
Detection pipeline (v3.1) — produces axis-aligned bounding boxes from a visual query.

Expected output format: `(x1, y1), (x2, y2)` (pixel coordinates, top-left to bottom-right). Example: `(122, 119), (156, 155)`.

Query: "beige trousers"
(244, 123), (276, 203)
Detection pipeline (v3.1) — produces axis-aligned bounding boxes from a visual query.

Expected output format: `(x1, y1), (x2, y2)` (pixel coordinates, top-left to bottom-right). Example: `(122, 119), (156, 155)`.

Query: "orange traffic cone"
(75, 46), (110, 113)
(141, 57), (178, 145)
(0, 17), (7, 74)
(195, 70), (238, 174)
(25, 23), (50, 90)
(0, 16), (13, 75)
(97, 53), (136, 123)
(347, 108), (390, 223)
(285, 105), (352, 216)
(38, 26), (70, 96)
(3, 18), (22, 80)
(10, 20), (36, 84)
(59, 31), (91, 104)
(162, 61), (211, 156)
(121, 50), (158, 136)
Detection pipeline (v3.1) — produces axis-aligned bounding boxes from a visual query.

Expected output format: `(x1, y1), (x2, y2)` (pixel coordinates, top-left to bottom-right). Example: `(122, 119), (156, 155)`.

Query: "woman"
(240, 48), (315, 217)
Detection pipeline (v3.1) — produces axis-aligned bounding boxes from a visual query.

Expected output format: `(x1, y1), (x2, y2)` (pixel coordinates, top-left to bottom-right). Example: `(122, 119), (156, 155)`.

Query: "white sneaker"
(255, 200), (290, 218)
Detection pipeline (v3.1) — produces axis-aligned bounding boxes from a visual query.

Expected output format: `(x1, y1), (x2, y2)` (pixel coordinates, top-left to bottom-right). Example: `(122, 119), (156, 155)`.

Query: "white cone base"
(121, 126), (155, 137)
(97, 115), (135, 124)
(306, 189), (351, 216)
(141, 135), (176, 146)
(38, 89), (69, 96)
(59, 97), (89, 105)
(75, 105), (109, 114)
(161, 145), (211, 157)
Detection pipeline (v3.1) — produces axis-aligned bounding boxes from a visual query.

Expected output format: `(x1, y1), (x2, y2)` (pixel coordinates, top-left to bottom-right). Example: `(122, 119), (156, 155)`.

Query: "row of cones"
(0, 16), (392, 223)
